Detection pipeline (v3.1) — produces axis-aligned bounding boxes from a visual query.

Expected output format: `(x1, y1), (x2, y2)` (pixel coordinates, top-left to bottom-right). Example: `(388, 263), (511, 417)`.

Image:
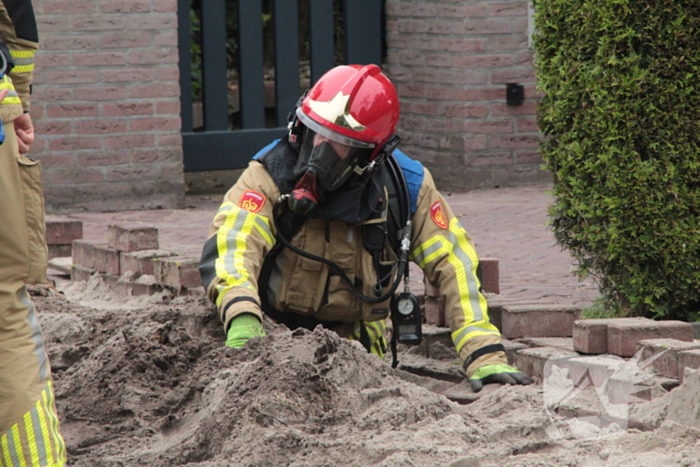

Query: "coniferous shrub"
(533, 0), (700, 320)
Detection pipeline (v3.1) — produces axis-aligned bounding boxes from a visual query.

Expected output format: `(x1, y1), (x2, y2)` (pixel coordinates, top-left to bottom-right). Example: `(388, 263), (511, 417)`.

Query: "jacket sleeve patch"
(430, 201), (448, 229)
(239, 190), (266, 213)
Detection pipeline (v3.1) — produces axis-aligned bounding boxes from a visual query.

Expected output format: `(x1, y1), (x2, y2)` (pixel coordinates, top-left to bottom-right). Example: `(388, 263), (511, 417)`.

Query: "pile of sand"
(32, 279), (700, 467)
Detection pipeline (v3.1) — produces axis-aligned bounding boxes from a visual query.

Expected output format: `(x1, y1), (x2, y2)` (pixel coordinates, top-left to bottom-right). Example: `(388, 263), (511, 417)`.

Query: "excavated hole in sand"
(28, 278), (700, 467)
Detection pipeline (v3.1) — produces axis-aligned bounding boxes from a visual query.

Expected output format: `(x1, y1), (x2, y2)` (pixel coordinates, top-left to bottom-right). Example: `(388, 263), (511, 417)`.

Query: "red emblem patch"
(430, 201), (448, 229)
(239, 190), (266, 213)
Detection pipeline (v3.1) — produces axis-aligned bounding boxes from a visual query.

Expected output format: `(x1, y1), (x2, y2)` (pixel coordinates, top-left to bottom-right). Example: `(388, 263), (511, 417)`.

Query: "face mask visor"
(295, 110), (375, 192)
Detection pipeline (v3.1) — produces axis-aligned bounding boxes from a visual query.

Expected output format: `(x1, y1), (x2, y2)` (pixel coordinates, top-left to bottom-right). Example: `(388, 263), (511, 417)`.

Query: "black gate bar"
(177, 0), (193, 133)
(238, 0), (266, 129)
(344, 0), (382, 65)
(309, 0), (334, 84)
(201, 0), (229, 131)
(274, 0), (300, 126)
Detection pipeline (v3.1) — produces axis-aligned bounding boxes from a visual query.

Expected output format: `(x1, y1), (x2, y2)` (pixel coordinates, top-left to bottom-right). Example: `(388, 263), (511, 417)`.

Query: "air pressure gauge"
(391, 292), (422, 345)
(397, 297), (415, 315)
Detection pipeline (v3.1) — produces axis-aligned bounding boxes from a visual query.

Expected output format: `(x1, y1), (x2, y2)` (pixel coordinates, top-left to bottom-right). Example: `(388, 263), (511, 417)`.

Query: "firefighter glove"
(225, 313), (265, 348)
(469, 363), (533, 393)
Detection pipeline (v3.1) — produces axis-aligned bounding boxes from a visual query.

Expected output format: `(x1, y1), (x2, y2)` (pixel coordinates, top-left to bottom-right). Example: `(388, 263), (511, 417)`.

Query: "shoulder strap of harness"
(391, 149), (424, 215)
(383, 150), (424, 252)
(382, 154), (410, 253)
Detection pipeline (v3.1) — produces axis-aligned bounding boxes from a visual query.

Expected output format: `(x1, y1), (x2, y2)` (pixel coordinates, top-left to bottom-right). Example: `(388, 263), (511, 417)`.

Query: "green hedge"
(533, 0), (700, 320)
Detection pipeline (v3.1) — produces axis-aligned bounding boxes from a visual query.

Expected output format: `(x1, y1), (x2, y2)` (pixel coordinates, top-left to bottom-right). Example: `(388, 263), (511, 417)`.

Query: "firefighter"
(200, 64), (532, 392)
(0, 1), (67, 465)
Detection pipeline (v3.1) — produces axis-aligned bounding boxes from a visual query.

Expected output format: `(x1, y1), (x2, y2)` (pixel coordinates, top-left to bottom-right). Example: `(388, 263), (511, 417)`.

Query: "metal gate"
(178, 0), (385, 172)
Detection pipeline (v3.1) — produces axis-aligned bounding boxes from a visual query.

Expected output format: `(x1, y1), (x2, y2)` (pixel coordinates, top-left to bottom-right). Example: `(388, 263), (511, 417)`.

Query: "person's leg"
(0, 122), (65, 465)
(335, 320), (388, 358)
(0, 283), (66, 466)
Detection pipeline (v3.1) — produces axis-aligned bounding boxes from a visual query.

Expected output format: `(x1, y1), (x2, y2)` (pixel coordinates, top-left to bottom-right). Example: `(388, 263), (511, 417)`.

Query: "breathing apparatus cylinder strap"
(383, 152), (413, 369)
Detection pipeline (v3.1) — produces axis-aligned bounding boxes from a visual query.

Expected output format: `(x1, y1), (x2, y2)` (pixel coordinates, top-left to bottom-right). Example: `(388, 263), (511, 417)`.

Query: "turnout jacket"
(0, 0), (43, 285)
(200, 143), (507, 376)
(0, 0), (38, 113)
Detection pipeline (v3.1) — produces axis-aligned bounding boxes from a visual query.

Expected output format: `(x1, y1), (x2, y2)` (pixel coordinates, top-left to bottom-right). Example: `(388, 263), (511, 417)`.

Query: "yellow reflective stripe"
(348, 321), (387, 357)
(410, 236), (445, 267)
(365, 321), (380, 342)
(0, 79), (20, 105)
(214, 203), (273, 307)
(11, 65), (33, 73)
(43, 381), (65, 465)
(0, 433), (12, 467)
(0, 381), (66, 467)
(0, 97), (21, 105)
(447, 218), (489, 322)
(21, 412), (37, 466)
(8, 50), (34, 72)
(413, 231), (487, 328)
(36, 394), (55, 467)
(366, 321), (386, 357)
(413, 217), (496, 354)
(9, 50), (34, 58)
(10, 427), (24, 467)
(253, 216), (274, 246)
(451, 324), (501, 354)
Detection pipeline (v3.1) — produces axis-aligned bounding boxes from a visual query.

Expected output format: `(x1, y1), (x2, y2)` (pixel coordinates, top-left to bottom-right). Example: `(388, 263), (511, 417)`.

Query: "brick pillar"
(384, 0), (549, 192)
(32, 0), (186, 212)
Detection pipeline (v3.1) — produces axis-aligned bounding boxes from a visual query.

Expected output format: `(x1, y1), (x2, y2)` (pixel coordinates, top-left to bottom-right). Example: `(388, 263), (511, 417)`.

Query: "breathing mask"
(288, 109), (375, 214)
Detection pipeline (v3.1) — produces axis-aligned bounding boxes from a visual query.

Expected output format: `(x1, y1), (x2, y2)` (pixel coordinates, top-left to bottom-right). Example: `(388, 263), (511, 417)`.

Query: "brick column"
(32, 0), (186, 212)
(384, 0), (549, 192)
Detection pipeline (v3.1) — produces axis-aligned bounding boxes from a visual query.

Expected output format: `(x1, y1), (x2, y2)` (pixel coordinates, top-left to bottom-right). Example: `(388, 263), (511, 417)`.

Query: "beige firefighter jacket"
(0, 2), (37, 113)
(0, 0), (44, 285)
(203, 157), (507, 377)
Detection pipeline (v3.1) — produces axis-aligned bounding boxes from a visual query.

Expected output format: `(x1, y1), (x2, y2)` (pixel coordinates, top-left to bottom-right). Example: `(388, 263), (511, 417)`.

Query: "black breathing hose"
(274, 208), (408, 304)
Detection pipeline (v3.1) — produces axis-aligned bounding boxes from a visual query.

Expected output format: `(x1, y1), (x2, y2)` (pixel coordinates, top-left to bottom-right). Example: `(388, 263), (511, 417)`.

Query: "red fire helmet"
(298, 64), (400, 161)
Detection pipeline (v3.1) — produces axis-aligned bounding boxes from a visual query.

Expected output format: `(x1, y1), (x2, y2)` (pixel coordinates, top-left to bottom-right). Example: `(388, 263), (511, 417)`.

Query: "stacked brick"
(418, 260), (700, 388)
(573, 317), (694, 356)
(70, 224), (203, 297)
(45, 216), (84, 259)
(507, 316), (698, 384)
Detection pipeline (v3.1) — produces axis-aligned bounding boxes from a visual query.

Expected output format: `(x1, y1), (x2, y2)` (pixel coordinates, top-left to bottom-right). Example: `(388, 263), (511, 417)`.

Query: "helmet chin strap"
(288, 169), (323, 215)
(354, 159), (378, 175)
(353, 134), (401, 176)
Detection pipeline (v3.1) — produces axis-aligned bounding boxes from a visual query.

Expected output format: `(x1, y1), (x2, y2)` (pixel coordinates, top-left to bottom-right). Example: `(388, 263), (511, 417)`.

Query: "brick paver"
(57, 183), (599, 307)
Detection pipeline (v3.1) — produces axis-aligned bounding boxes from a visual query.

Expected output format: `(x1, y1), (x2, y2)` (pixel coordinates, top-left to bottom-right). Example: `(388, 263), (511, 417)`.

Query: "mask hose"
(288, 170), (322, 215)
(273, 200), (409, 304)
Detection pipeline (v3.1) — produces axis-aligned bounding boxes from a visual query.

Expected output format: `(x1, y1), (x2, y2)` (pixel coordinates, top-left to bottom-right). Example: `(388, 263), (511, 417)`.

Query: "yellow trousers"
(338, 320), (388, 358)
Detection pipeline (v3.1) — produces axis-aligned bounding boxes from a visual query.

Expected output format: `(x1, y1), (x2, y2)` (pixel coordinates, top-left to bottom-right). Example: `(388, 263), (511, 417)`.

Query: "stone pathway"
(54, 183), (599, 308)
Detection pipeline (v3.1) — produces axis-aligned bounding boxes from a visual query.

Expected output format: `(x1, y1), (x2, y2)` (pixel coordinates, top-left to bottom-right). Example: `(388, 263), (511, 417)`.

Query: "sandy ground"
(31, 278), (700, 467)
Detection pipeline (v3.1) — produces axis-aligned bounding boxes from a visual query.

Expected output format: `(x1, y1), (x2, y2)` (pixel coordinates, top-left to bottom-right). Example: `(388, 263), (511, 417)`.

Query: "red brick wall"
(385, 0), (548, 192)
(31, 0), (185, 213)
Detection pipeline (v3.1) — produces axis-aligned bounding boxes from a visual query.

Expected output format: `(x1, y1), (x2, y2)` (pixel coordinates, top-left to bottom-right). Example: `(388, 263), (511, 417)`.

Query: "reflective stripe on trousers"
(0, 381), (66, 467)
(349, 320), (387, 358)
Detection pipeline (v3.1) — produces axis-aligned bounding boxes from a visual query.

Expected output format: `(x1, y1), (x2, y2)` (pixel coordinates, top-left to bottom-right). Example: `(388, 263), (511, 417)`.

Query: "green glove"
(225, 313), (265, 348)
(469, 363), (534, 393)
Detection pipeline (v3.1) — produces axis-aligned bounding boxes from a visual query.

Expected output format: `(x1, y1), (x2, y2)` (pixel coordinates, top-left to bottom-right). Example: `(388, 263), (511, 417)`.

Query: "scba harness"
(253, 139), (425, 367)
